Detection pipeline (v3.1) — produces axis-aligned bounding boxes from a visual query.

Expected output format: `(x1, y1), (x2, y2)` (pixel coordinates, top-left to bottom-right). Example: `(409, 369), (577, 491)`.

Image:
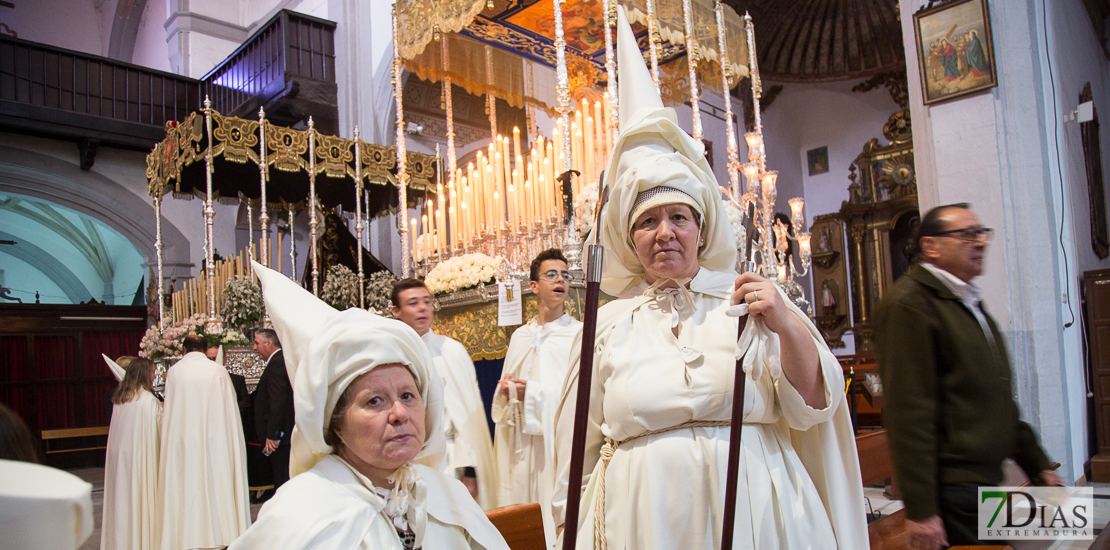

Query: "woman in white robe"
(550, 9), (868, 550)
(229, 262), (510, 550)
(101, 356), (161, 550)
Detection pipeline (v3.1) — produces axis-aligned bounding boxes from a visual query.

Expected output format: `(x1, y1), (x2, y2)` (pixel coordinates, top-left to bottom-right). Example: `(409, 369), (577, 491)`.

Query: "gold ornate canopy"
(145, 109), (438, 215)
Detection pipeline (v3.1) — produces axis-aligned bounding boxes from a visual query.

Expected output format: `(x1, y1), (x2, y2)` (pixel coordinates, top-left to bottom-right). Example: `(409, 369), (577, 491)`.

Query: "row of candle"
(407, 95), (617, 262)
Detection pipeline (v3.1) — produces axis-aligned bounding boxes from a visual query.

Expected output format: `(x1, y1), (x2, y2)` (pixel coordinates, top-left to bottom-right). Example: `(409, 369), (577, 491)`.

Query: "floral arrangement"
(575, 181), (600, 240)
(723, 199), (746, 251)
(365, 269), (398, 315)
(217, 329), (251, 347)
(321, 264), (361, 311)
(139, 313), (205, 359)
(220, 276), (264, 331)
(424, 253), (501, 295)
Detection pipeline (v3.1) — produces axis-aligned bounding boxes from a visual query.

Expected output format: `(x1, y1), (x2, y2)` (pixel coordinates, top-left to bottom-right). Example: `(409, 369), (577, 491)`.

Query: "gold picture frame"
(912, 0), (997, 106)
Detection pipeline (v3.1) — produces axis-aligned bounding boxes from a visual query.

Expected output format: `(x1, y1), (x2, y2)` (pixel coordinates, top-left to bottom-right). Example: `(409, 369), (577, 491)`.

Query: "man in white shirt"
(391, 278), (498, 509)
(493, 249), (581, 548)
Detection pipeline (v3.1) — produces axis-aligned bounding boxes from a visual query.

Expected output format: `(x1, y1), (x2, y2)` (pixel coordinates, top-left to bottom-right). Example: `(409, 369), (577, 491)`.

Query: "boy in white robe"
(493, 248), (581, 548)
(392, 278), (499, 510)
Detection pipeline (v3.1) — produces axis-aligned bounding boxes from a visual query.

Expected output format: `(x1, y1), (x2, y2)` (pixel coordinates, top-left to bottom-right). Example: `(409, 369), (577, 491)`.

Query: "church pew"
(486, 503), (545, 550)
(40, 426), (109, 454)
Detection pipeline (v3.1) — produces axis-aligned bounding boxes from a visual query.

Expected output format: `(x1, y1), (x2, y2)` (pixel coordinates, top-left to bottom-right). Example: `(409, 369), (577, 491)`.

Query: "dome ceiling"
(724, 0), (905, 82)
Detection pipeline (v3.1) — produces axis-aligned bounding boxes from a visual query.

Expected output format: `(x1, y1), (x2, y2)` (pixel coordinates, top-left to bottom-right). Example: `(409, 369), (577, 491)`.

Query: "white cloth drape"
(493, 313), (581, 548)
(229, 454), (508, 550)
(0, 459), (93, 549)
(158, 352), (251, 550)
(421, 331), (499, 510)
(101, 391), (162, 550)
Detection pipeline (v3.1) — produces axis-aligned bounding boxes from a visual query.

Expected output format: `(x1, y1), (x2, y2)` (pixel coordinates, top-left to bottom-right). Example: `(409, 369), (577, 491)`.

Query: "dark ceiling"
(723, 0), (906, 82)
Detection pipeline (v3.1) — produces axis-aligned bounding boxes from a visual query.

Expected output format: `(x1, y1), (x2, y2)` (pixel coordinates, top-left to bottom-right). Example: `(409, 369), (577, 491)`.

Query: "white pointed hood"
(102, 354), (125, 382)
(251, 261), (446, 477)
(591, 6), (736, 297)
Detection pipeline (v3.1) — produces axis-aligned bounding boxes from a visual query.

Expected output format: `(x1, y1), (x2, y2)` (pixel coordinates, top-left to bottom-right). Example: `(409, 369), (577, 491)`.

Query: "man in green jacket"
(876, 203), (1061, 549)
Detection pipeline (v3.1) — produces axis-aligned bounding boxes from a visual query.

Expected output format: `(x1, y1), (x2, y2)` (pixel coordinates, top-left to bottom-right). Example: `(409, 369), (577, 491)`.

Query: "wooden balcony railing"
(0, 35), (202, 150)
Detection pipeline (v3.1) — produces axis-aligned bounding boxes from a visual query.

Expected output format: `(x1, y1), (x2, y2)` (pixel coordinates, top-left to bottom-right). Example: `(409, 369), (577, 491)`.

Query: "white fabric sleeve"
(550, 329), (604, 529)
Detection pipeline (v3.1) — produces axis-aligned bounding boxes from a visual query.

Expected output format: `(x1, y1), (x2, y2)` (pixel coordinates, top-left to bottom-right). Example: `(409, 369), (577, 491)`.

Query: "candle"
(410, 218), (418, 261)
(422, 213), (429, 259)
(507, 182), (516, 228)
(511, 168), (520, 227)
(762, 171), (778, 200)
(524, 178), (534, 227)
(553, 122), (563, 171)
(584, 115), (596, 184)
(788, 197), (805, 229)
(574, 127), (584, 196)
(546, 143), (556, 212)
(594, 100), (604, 157)
(542, 157), (553, 219)
(513, 127), (522, 169)
(798, 232), (811, 256)
(494, 151), (505, 227)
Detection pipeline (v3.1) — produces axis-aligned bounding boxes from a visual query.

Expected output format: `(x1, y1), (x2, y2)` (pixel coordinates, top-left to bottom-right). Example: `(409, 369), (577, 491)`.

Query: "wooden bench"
(40, 426), (109, 454)
(486, 503), (546, 550)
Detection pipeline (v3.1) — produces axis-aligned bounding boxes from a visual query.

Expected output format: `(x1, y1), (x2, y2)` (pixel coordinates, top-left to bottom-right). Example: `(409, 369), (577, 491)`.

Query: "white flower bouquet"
(365, 270), (398, 314)
(220, 276), (264, 331)
(321, 264), (361, 310)
(723, 199), (746, 251)
(424, 253), (501, 295)
(575, 182), (600, 240)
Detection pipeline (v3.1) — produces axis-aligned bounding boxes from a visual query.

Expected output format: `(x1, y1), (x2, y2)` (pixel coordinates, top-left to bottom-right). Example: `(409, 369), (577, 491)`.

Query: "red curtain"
(81, 330), (143, 427)
(0, 330), (142, 434)
(0, 335), (31, 430)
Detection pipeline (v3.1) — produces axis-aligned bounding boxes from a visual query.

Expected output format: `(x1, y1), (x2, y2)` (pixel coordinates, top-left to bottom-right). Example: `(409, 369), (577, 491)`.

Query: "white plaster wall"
(5, 0), (108, 55)
(132, 0), (172, 72)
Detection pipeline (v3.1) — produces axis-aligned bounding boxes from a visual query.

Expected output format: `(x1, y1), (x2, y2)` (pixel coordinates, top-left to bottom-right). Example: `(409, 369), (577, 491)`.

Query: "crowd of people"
(0, 7), (1061, 550)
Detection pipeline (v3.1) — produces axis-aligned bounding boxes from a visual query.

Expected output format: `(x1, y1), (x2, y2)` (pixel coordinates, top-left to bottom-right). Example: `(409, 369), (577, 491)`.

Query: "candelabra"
(728, 13), (812, 314)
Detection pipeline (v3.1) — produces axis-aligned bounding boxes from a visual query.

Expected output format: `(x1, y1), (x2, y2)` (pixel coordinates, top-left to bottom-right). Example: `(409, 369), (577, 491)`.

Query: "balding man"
(876, 203), (1061, 549)
(158, 334), (250, 550)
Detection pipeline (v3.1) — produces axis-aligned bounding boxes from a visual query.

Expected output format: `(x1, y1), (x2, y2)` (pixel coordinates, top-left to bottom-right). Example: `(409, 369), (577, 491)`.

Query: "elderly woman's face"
(335, 364), (425, 481)
(632, 203), (701, 283)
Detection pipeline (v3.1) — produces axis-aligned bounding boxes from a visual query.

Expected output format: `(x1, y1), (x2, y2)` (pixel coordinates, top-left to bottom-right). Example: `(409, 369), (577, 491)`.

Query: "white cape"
(102, 391), (162, 550)
(158, 351), (251, 550)
(0, 459), (93, 549)
(492, 313), (580, 548)
(421, 331), (499, 510)
(552, 270), (868, 549)
(228, 455), (509, 550)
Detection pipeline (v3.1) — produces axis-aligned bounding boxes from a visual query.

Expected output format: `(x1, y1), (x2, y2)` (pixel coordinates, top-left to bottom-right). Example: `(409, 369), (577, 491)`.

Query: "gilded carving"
(211, 113), (260, 164)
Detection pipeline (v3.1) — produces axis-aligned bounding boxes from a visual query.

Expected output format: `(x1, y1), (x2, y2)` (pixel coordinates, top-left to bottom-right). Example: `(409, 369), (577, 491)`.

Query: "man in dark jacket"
(252, 328), (294, 493)
(876, 203), (1061, 550)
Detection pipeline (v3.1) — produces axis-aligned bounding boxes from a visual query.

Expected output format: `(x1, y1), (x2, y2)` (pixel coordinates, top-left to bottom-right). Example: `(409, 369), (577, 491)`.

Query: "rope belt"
(593, 420), (731, 550)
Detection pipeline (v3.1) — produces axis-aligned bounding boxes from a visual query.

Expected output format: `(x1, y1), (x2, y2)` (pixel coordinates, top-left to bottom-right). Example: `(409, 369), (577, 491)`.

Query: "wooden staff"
(719, 315), (749, 550)
(562, 179), (607, 550)
(722, 209), (759, 550)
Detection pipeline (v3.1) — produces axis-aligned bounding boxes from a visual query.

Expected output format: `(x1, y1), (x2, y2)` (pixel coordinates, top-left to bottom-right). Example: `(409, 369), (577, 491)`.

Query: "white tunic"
(101, 391), (162, 550)
(158, 352), (251, 550)
(0, 459), (93, 549)
(228, 455), (510, 550)
(552, 269), (868, 550)
(493, 313), (581, 548)
(421, 332), (499, 510)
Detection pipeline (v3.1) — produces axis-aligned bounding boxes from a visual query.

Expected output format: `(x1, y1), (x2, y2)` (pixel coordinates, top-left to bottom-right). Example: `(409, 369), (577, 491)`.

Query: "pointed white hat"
(591, 6), (736, 297)
(251, 261), (445, 477)
(101, 354), (125, 382)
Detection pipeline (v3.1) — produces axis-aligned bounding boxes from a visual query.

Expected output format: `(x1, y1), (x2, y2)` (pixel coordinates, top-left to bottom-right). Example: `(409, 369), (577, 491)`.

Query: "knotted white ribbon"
(644, 277), (696, 328)
(726, 303), (781, 382)
(372, 463), (428, 547)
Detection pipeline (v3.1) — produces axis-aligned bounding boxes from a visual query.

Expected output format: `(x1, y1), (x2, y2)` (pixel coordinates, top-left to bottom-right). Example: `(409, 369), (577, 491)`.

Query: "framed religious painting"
(912, 0), (998, 105)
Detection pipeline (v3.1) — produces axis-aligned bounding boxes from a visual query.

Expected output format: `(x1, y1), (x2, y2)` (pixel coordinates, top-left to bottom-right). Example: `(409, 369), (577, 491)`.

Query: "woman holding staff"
(551, 8), (867, 550)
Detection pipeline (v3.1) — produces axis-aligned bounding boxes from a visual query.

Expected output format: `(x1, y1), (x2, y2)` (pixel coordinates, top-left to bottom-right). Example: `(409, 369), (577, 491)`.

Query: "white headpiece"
(101, 354), (125, 382)
(251, 261), (445, 477)
(590, 6), (737, 297)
